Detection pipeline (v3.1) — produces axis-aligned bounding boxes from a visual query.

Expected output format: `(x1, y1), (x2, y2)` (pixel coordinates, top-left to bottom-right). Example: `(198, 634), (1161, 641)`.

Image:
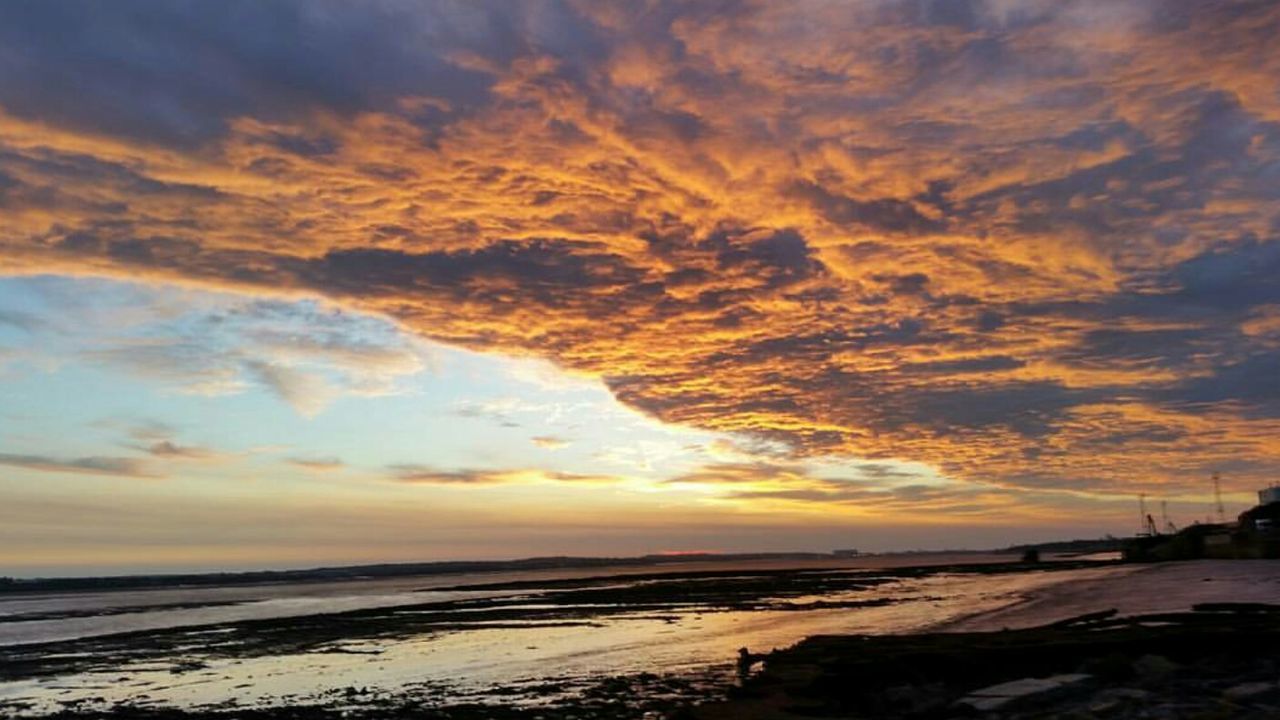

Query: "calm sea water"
(0, 554), (1126, 715)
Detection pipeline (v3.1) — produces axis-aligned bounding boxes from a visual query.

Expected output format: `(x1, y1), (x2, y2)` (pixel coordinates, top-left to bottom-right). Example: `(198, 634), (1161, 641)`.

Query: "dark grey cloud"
(2, 147), (224, 200)
(0, 452), (155, 478)
(701, 227), (825, 289)
(0, 310), (43, 333)
(410, 468), (478, 485)
(389, 464), (610, 485)
(902, 355), (1026, 374)
(1169, 238), (1280, 312)
(1063, 328), (1207, 367)
(788, 180), (944, 235)
(310, 240), (646, 309)
(0, 0), (512, 146)
(138, 440), (215, 460)
(287, 456), (346, 471)
(1158, 352), (1280, 418)
(968, 90), (1280, 243)
(883, 381), (1087, 439)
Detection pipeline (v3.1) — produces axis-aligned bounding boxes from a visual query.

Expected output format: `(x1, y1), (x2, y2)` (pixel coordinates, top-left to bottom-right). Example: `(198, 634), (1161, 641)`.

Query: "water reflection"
(0, 561), (1127, 716)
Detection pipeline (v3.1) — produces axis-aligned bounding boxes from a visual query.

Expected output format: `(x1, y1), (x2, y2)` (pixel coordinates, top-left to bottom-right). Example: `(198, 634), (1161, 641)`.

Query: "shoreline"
(0, 557), (1117, 718)
(0, 552), (1029, 648)
(925, 561), (1153, 633)
(7, 559), (1277, 719)
(695, 559), (1280, 719)
(940, 559), (1280, 631)
(3, 550), (1057, 597)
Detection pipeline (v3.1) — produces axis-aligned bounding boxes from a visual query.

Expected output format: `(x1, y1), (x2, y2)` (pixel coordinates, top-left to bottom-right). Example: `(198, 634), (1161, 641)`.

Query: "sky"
(1, 0), (1278, 575)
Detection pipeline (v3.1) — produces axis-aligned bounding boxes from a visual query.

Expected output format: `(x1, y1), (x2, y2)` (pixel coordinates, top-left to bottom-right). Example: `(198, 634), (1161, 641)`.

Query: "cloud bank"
(2, 0), (1278, 497)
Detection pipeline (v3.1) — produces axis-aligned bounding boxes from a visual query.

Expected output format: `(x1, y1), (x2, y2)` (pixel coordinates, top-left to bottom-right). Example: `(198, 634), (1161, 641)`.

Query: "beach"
(4, 557), (1277, 719)
(697, 559), (1280, 719)
(0, 555), (1113, 718)
(941, 559), (1280, 631)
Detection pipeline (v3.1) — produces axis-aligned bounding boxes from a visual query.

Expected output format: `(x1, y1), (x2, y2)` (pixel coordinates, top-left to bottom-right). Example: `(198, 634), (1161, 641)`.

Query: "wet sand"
(0, 553), (1025, 647)
(696, 559), (1280, 719)
(941, 559), (1280, 631)
(0, 557), (1122, 718)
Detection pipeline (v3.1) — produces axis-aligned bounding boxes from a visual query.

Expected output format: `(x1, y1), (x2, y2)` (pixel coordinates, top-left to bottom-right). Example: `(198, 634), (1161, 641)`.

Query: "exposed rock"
(1087, 687), (1152, 715)
(1132, 654), (1178, 682)
(693, 604), (1280, 720)
(956, 673), (1093, 712)
(1223, 680), (1280, 702)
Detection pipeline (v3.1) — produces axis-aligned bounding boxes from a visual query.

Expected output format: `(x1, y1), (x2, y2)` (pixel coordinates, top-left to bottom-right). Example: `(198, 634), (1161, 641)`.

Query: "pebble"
(956, 673), (1093, 711)
(1223, 680), (1279, 702)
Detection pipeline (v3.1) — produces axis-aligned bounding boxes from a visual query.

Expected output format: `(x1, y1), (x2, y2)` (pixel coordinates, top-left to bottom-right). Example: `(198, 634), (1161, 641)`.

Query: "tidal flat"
(0, 555), (1126, 718)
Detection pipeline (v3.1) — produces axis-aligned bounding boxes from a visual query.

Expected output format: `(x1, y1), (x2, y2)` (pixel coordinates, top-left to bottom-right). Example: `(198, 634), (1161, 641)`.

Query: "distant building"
(1239, 490), (1280, 536)
(1259, 485), (1280, 507)
(832, 548), (861, 557)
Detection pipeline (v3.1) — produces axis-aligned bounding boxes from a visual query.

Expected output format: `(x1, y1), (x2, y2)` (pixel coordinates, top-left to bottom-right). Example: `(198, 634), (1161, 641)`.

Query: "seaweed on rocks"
(693, 603), (1280, 719)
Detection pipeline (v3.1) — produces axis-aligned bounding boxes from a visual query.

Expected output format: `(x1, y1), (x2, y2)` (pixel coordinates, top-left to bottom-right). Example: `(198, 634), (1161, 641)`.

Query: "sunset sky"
(2, 1), (1279, 575)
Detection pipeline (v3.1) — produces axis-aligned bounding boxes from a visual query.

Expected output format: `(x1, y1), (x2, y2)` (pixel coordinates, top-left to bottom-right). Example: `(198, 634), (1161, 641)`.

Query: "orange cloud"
(1, 0), (1279, 504)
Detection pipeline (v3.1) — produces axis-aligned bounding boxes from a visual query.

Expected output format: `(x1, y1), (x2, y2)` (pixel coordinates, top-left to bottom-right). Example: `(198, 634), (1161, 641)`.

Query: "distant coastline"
(0, 536), (1127, 595)
(0, 552), (841, 594)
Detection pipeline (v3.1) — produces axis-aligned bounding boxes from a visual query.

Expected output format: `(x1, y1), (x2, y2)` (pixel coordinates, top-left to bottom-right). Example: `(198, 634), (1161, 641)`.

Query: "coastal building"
(1258, 485), (1280, 508)
(1126, 485), (1280, 561)
(1239, 486), (1280, 537)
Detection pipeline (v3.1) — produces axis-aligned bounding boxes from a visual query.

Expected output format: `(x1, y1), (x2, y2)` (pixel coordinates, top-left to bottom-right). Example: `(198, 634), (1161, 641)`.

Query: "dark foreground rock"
(1, 671), (710, 720)
(690, 603), (1280, 719)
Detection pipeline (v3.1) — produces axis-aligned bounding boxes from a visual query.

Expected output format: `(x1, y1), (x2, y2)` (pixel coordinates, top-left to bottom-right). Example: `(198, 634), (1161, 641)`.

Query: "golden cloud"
(2, 1), (1279, 502)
